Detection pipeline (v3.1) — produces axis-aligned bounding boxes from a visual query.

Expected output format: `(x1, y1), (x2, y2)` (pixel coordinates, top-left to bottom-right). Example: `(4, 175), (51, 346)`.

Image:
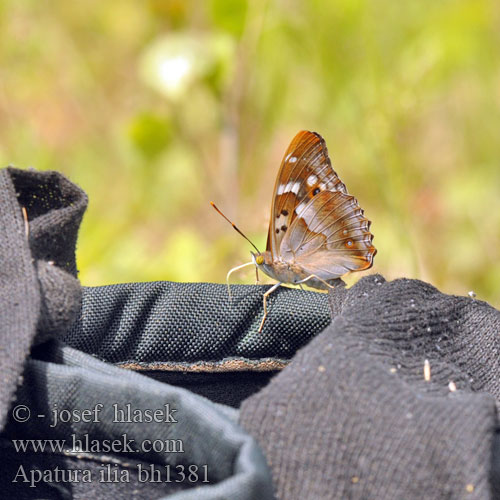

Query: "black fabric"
(142, 371), (278, 408)
(239, 275), (500, 499)
(0, 168), (86, 431)
(3, 341), (271, 499)
(0, 166), (499, 499)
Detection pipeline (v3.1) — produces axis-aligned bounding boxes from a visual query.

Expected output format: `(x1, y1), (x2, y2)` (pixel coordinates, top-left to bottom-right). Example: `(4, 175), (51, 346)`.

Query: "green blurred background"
(1, 0), (499, 305)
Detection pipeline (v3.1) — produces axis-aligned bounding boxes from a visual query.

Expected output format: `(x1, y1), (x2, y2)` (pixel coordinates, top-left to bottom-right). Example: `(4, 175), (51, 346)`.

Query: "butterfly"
(212, 130), (376, 332)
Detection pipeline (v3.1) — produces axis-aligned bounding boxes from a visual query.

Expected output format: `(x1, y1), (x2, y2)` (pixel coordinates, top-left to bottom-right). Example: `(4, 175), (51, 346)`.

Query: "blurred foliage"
(1, 0), (499, 305)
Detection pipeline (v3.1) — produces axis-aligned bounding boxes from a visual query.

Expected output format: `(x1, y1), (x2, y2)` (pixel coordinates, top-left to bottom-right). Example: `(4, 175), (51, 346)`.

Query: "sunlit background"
(1, 1), (499, 305)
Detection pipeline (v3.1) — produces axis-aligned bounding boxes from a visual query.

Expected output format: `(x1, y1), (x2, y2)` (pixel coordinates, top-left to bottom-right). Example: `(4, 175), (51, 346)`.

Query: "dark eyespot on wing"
(313, 187), (320, 196)
(281, 225), (287, 232)
(281, 209), (288, 216)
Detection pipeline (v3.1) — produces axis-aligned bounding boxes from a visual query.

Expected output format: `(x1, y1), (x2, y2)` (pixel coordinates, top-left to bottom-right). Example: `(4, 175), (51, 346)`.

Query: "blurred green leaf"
(128, 112), (172, 160)
(210, 0), (248, 38)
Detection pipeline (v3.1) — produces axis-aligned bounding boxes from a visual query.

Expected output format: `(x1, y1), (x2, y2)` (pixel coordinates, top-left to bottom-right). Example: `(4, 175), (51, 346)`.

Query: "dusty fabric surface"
(0, 168), (86, 430)
(239, 275), (500, 499)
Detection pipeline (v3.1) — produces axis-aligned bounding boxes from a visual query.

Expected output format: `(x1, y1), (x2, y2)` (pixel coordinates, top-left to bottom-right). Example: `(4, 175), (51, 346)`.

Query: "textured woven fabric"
(65, 282), (330, 367)
(3, 342), (273, 499)
(239, 275), (500, 499)
(0, 168), (86, 430)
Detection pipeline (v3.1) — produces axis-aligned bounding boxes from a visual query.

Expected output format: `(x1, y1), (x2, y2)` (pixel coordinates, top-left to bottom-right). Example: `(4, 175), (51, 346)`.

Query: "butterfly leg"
(226, 261), (255, 302)
(258, 282), (282, 333)
(296, 274), (341, 290)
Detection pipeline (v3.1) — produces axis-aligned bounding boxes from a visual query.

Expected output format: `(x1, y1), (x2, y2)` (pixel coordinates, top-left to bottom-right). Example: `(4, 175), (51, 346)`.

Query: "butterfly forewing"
(267, 131), (347, 258)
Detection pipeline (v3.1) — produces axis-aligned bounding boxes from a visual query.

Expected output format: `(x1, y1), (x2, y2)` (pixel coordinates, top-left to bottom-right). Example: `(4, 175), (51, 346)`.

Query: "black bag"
(0, 167), (498, 499)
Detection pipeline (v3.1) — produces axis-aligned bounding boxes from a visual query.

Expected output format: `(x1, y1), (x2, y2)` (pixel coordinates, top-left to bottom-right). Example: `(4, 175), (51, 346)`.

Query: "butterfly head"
(251, 251), (274, 277)
(251, 251), (274, 265)
(252, 252), (264, 266)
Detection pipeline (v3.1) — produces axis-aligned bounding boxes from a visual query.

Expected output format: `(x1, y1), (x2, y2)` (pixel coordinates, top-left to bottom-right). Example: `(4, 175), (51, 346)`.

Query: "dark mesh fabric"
(64, 282), (330, 367)
(0, 166), (499, 499)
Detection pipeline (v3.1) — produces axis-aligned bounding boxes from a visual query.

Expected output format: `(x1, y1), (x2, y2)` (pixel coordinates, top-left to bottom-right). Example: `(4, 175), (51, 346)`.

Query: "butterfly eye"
(255, 255), (264, 265)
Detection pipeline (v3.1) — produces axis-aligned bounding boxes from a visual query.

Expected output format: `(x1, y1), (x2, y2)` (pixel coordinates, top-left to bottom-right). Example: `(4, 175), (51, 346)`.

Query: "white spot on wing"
(307, 174), (318, 186)
(289, 156), (297, 163)
(277, 181), (300, 195)
(276, 182), (300, 194)
(295, 201), (308, 215)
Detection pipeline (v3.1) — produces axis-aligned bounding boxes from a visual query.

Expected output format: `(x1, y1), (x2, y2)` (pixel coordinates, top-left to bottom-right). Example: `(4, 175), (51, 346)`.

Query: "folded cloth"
(239, 275), (500, 499)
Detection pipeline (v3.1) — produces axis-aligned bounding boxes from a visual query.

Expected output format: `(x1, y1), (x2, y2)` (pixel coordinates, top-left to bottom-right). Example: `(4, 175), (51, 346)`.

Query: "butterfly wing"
(267, 131), (347, 259)
(280, 189), (376, 281)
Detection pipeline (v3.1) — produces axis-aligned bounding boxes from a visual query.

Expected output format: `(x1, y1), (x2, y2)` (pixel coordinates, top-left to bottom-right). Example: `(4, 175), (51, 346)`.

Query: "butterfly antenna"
(210, 202), (261, 254)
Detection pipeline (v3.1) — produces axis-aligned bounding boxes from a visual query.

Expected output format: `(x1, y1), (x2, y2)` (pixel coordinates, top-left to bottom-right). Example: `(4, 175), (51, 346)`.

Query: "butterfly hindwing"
(267, 131), (347, 258)
(280, 190), (376, 280)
